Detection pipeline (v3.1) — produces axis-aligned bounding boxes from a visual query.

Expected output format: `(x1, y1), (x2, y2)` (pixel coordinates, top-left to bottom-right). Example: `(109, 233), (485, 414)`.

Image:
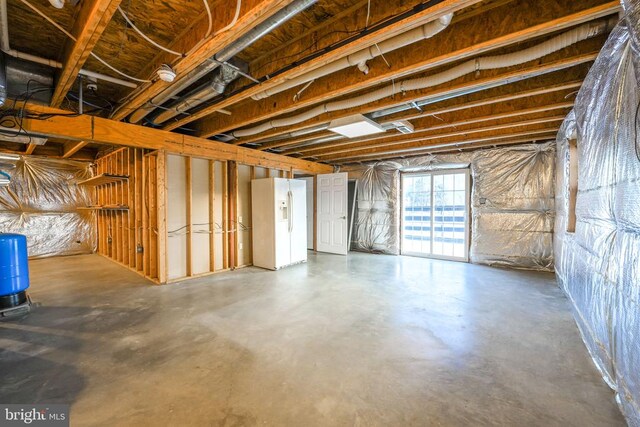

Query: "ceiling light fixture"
(157, 64), (176, 82)
(327, 114), (385, 138)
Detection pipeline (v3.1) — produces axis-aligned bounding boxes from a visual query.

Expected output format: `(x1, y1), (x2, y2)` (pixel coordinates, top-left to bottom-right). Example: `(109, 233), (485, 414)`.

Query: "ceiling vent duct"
(393, 120), (414, 134)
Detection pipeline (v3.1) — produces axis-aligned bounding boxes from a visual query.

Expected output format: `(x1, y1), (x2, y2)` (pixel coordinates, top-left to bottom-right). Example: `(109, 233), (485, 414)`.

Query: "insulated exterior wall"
(470, 143), (555, 270)
(554, 12), (640, 426)
(0, 156), (94, 258)
(343, 146), (555, 271)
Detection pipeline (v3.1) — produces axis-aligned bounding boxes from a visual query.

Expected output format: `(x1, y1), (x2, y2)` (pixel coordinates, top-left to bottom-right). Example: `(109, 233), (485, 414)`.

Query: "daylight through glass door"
(401, 169), (470, 261)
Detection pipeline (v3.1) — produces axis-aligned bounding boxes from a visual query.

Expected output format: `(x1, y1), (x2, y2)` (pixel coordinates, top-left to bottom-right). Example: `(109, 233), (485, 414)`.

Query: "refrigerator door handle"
(287, 190), (293, 233)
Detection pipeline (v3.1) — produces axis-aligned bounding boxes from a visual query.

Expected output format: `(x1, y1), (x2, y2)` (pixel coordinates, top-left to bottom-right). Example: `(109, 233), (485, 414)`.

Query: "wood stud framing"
(94, 148), (163, 283)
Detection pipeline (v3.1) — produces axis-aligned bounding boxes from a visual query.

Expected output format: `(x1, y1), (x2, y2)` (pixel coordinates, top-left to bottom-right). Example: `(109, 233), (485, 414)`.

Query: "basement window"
(567, 138), (578, 233)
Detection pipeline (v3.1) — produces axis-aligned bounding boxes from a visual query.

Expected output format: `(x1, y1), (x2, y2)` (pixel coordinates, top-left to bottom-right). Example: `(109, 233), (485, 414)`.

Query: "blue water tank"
(0, 233), (30, 297)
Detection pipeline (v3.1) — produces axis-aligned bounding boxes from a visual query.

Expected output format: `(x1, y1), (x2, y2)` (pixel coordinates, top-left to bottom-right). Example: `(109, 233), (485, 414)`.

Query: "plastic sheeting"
(555, 12), (640, 426)
(0, 156), (96, 258)
(343, 144), (555, 272)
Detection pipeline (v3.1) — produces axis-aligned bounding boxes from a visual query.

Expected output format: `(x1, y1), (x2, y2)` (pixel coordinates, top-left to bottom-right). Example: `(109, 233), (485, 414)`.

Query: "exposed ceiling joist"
(163, 0), (484, 132)
(62, 140), (89, 158)
(336, 136), (557, 164)
(192, 0), (618, 139)
(243, 79), (583, 149)
(322, 126), (560, 161)
(311, 115), (565, 159)
(290, 102), (573, 157)
(50, 0), (122, 107)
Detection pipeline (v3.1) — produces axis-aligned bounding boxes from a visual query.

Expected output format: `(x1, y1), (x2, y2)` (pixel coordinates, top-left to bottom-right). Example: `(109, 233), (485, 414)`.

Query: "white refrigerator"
(251, 178), (307, 270)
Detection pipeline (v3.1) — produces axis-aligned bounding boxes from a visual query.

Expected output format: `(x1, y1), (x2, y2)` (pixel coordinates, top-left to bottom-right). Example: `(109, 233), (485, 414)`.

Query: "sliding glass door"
(401, 169), (470, 261)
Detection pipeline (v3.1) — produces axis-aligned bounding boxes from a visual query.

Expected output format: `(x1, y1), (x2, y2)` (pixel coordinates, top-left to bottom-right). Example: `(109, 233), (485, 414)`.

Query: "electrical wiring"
(203, 0), (213, 37)
(213, 0), (241, 36)
(167, 220), (251, 236)
(17, 0), (151, 83)
(117, 6), (183, 57)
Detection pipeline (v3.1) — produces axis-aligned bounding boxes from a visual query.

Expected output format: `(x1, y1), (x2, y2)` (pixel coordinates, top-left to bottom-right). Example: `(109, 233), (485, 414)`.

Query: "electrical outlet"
(239, 242), (243, 250)
(136, 245), (144, 253)
(107, 237), (112, 244)
(238, 215), (243, 223)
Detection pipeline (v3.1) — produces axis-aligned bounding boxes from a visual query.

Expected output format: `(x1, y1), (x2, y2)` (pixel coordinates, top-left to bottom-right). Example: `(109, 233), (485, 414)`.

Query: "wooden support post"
(142, 154), (149, 276)
(185, 156), (193, 277)
(157, 151), (167, 283)
(148, 154), (158, 280)
(228, 161), (238, 270)
(222, 162), (228, 269)
(209, 160), (216, 273)
(313, 175), (317, 251)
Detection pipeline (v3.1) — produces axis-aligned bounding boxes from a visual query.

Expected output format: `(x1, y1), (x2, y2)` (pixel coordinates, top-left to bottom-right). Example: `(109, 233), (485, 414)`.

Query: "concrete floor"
(0, 252), (625, 426)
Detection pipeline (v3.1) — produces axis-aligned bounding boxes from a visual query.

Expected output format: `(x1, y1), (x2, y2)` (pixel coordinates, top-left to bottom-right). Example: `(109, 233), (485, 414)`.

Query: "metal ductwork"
(125, 0), (317, 125)
(5, 55), (54, 105)
(151, 58), (248, 125)
(0, 53), (55, 107)
(0, 53), (6, 107)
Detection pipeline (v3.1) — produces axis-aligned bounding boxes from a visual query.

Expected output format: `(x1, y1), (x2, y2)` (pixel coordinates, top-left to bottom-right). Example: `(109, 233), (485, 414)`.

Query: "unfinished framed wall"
(166, 154), (229, 281)
(92, 147), (166, 283)
(92, 149), (301, 284)
(163, 153), (292, 282)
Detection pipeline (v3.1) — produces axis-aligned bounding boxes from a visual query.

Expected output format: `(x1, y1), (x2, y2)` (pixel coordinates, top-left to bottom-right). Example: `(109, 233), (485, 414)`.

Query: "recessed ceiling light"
(327, 114), (385, 138)
(157, 64), (176, 82)
(48, 0), (64, 8)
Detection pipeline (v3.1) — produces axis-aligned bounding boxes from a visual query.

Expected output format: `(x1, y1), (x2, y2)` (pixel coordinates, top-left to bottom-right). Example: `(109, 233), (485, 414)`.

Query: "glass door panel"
(401, 169), (469, 261)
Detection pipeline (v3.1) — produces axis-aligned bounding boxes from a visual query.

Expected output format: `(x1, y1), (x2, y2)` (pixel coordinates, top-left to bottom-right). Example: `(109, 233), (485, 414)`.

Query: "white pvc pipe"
(232, 20), (611, 138)
(251, 13), (453, 101)
(152, 13), (453, 125)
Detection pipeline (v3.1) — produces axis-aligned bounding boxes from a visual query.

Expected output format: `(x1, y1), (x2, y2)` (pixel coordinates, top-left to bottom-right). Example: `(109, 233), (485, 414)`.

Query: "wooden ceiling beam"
(320, 126), (560, 162)
(277, 94), (576, 154)
(111, 0), (300, 121)
(291, 101), (573, 157)
(50, 0), (122, 107)
(192, 1), (617, 138)
(15, 106), (331, 174)
(309, 115), (565, 159)
(62, 141), (89, 158)
(163, 0), (484, 132)
(336, 137), (556, 164)
(248, 79), (583, 149)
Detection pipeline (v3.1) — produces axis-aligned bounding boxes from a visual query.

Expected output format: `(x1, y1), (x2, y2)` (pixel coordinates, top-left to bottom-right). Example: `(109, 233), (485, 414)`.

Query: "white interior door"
(317, 172), (348, 255)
